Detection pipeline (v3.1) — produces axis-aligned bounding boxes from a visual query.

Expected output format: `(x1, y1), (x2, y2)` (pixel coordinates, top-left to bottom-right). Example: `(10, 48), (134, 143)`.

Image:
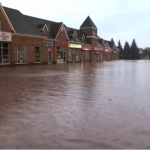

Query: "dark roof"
(37, 24), (45, 29)
(3, 7), (44, 36)
(24, 15), (56, 38)
(98, 38), (103, 44)
(68, 29), (75, 35)
(50, 22), (62, 39)
(104, 40), (111, 49)
(80, 16), (97, 28)
(108, 41), (114, 48)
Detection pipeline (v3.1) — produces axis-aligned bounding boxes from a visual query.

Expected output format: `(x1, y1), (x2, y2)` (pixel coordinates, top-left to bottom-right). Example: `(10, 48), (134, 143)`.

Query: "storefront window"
(16, 46), (28, 64)
(35, 47), (40, 63)
(0, 43), (9, 64)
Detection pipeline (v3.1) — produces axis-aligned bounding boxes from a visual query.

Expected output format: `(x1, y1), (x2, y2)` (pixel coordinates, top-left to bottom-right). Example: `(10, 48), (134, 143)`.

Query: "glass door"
(0, 47), (2, 64)
(48, 50), (52, 63)
(63, 51), (66, 63)
(73, 51), (75, 63)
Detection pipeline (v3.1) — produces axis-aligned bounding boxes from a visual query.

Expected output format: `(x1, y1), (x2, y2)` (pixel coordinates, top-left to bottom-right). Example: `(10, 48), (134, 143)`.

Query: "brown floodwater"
(0, 60), (150, 149)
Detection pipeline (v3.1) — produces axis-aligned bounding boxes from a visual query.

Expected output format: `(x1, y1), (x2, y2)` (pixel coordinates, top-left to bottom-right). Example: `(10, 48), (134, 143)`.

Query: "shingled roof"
(80, 16), (97, 28)
(3, 7), (44, 36)
(37, 24), (45, 30)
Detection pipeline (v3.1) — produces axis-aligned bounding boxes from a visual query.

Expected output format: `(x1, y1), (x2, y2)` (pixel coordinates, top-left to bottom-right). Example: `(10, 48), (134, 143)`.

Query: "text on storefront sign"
(0, 32), (12, 42)
(68, 43), (82, 48)
(43, 41), (53, 46)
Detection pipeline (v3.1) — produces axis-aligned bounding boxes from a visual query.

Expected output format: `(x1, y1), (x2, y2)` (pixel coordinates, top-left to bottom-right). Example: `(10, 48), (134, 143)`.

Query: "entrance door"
(63, 51), (66, 63)
(48, 51), (52, 63)
(81, 52), (84, 62)
(0, 49), (2, 64)
(73, 51), (75, 63)
(94, 52), (97, 62)
(92, 52), (94, 62)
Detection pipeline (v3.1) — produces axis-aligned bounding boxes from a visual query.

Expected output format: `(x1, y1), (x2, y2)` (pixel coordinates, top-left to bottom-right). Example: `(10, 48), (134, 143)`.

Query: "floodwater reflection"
(0, 60), (150, 148)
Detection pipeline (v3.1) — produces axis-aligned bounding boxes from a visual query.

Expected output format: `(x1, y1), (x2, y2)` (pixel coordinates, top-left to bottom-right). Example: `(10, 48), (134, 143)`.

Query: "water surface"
(0, 60), (150, 149)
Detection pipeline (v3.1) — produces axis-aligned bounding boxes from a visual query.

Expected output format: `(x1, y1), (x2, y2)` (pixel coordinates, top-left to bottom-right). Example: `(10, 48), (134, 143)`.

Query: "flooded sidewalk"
(0, 60), (150, 149)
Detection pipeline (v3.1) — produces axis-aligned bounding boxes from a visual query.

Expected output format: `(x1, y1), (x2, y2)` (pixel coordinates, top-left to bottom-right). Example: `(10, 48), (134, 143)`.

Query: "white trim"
(86, 36), (98, 39)
(42, 24), (49, 31)
(74, 31), (77, 37)
(80, 27), (97, 30)
(55, 23), (69, 40)
(0, 4), (16, 32)
(82, 34), (85, 39)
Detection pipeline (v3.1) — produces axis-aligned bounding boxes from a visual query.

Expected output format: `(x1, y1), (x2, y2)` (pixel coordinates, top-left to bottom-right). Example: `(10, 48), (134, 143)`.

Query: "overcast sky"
(1, 0), (150, 48)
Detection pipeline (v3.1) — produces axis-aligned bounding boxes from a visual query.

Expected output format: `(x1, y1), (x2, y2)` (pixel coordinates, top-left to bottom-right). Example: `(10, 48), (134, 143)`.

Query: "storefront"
(68, 43), (82, 63)
(104, 49), (112, 61)
(93, 47), (103, 62)
(112, 50), (117, 60)
(43, 41), (53, 64)
(57, 41), (68, 63)
(82, 46), (92, 62)
(0, 32), (12, 65)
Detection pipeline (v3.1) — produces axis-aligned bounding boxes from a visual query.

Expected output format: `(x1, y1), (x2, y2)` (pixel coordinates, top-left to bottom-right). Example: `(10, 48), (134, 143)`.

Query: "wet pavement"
(0, 60), (150, 149)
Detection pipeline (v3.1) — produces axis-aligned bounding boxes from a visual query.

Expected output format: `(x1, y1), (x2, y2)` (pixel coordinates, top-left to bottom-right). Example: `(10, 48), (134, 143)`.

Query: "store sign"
(68, 43), (82, 48)
(93, 47), (103, 51)
(0, 32), (12, 42)
(48, 48), (52, 51)
(43, 41), (53, 46)
(82, 46), (92, 50)
(58, 41), (68, 47)
(113, 51), (117, 54)
(105, 49), (112, 53)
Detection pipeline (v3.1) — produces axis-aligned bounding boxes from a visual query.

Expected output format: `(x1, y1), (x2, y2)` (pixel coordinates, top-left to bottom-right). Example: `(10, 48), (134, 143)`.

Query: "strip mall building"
(0, 3), (119, 66)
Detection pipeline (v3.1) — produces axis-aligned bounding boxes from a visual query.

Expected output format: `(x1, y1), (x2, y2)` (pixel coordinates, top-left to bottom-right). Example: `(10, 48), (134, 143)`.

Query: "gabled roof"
(68, 29), (75, 35)
(24, 15), (56, 38)
(37, 24), (45, 30)
(80, 16), (97, 29)
(104, 40), (112, 49)
(51, 22), (62, 39)
(3, 7), (44, 36)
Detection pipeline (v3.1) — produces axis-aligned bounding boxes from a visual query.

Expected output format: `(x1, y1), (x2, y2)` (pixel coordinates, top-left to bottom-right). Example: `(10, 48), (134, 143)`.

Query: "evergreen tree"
(123, 42), (131, 59)
(118, 40), (123, 58)
(111, 38), (114, 43)
(131, 39), (140, 59)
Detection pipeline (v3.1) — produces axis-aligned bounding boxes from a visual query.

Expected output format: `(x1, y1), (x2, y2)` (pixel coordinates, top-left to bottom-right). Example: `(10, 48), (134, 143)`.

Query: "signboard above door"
(43, 41), (53, 46)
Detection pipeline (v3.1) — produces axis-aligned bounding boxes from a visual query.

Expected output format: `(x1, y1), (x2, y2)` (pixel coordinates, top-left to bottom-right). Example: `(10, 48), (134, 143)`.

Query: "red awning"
(93, 47), (103, 51)
(82, 46), (93, 50)
(58, 41), (68, 47)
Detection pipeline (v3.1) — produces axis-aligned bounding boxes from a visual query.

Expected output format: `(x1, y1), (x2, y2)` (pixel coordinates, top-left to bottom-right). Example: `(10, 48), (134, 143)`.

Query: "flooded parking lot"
(0, 60), (150, 149)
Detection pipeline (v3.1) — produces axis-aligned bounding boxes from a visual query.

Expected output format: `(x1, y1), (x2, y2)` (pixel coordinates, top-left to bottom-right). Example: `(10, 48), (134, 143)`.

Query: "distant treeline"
(117, 39), (140, 60)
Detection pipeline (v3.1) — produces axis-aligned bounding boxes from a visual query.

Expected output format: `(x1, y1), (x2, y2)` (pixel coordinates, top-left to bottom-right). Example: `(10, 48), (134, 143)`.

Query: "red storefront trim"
(58, 41), (68, 47)
(82, 46), (93, 50)
(105, 49), (112, 53)
(93, 47), (103, 51)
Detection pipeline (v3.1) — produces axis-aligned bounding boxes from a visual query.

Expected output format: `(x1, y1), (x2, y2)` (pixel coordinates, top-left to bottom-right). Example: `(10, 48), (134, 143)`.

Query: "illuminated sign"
(58, 41), (68, 46)
(68, 43), (82, 48)
(48, 48), (51, 51)
(93, 47), (103, 51)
